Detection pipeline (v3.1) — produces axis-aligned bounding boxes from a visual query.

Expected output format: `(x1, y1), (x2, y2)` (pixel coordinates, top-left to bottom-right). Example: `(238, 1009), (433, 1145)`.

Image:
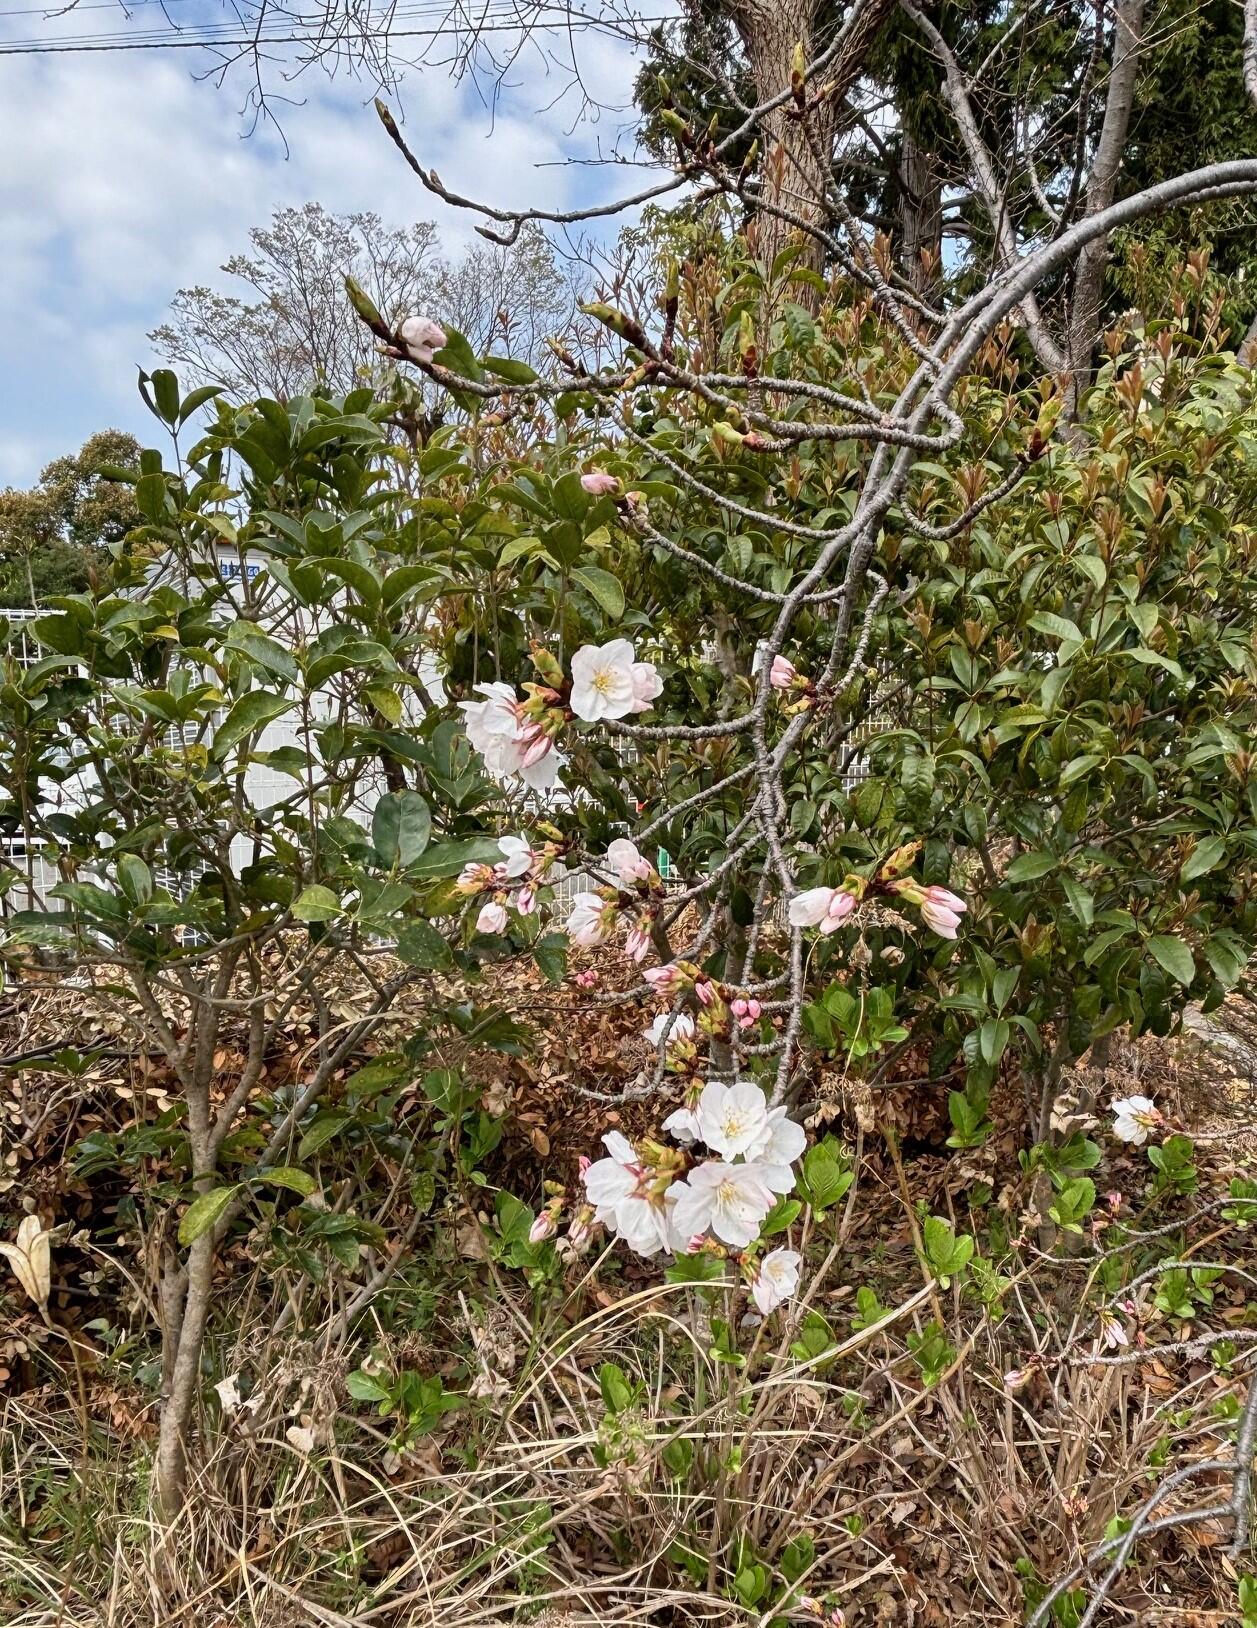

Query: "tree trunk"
(898, 130), (942, 297)
(729, 0), (895, 301)
(155, 1231), (215, 1518)
(731, 0), (831, 288)
(1066, 0), (1145, 414)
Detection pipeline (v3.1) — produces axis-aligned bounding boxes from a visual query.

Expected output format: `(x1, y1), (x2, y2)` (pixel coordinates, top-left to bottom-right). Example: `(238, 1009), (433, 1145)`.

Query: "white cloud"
(0, 22), (651, 484)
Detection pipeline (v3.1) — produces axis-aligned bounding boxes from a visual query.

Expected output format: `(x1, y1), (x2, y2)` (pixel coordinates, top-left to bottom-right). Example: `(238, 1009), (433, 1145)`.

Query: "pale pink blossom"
(751, 1107), (806, 1193)
(694, 977), (716, 1007)
(643, 1011), (696, 1050)
(574, 968), (598, 990)
(498, 834), (537, 879)
(788, 886), (856, 934)
(399, 315), (447, 363)
(580, 470), (620, 496)
(566, 891), (613, 947)
(644, 962), (684, 994)
(606, 837), (654, 885)
(751, 1247), (801, 1315)
(456, 861), (495, 896)
(624, 921), (651, 962)
(516, 884), (537, 917)
(662, 1104), (702, 1145)
(668, 1160), (775, 1248)
(476, 900), (508, 935)
(922, 884), (966, 914)
(570, 639), (638, 722)
(528, 1210), (557, 1243)
(583, 1132), (677, 1256)
(769, 654), (798, 690)
(629, 662), (663, 714)
(1111, 1094), (1161, 1146)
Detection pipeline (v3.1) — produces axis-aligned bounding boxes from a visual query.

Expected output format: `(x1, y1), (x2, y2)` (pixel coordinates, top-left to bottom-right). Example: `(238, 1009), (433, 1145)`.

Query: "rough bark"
(1065, 0), (1145, 414)
(730, 0), (895, 297)
(898, 128), (942, 297)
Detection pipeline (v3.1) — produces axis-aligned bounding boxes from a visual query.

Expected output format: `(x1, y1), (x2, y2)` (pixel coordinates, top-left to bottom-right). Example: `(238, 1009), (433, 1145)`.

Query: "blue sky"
(0, 5), (656, 486)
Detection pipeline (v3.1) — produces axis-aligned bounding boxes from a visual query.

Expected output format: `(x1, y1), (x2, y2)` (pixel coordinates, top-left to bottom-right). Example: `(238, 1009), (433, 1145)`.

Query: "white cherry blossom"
(1111, 1094), (1161, 1145)
(630, 662), (663, 713)
(399, 315), (447, 363)
(566, 891), (613, 947)
(476, 900), (507, 934)
(668, 1160), (775, 1248)
(498, 834), (536, 879)
(570, 639), (639, 722)
(697, 1079), (771, 1159)
(582, 1132), (677, 1256)
(606, 837), (653, 884)
(643, 1011), (696, 1049)
(751, 1247), (801, 1315)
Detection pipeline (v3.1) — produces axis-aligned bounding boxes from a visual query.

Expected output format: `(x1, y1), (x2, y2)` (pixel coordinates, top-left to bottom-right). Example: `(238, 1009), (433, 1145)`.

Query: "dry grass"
(2, 988), (1256, 1626)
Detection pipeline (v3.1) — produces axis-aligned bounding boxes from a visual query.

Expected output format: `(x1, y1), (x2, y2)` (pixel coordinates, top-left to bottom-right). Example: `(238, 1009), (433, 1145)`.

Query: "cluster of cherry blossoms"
(458, 640), (661, 793)
(580, 1080), (806, 1308)
(456, 831), (561, 933)
(786, 840), (970, 944)
(565, 837), (664, 962)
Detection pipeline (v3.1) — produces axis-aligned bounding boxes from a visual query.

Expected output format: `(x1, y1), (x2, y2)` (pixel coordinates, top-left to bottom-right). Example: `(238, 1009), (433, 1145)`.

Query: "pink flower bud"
(529, 1210), (557, 1243)
(694, 978), (715, 1007)
(922, 884), (967, 914)
(476, 900), (508, 935)
(769, 654), (798, 690)
(644, 962), (683, 993)
(399, 315), (447, 364)
(516, 884), (537, 917)
(580, 470), (620, 496)
(574, 968), (598, 990)
(625, 922), (651, 963)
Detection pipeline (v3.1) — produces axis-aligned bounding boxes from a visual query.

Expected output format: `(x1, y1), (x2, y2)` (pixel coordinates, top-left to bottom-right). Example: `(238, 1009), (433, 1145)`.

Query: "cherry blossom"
(696, 1079), (771, 1159)
(624, 920), (652, 962)
(644, 962), (685, 994)
(750, 1247), (801, 1315)
(497, 833), (537, 878)
(580, 470), (620, 496)
(606, 837), (654, 884)
(752, 1107), (806, 1193)
(920, 885), (967, 938)
(476, 900), (508, 935)
(455, 861), (496, 896)
(570, 639), (659, 722)
(582, 1132), (678, 1256)
(399, 315), (447, 363)
(643, 1011), (696, 1049)
(668, 1160), (776, 1248)
(459, 684), (564, 791)
(528, 1209), (558, 1243)
(662, 1103), (702, 1145)
(630, 662), (664, 713)
(1110, 1094), (1162, 1145)
(731, 996), (762, 1029)
(890, 879), (967, 938)
(574, 969), (599, 990)
(788, 885), (856, 934)
(769, 654), (798, 690)
(566, 891), (614, 947)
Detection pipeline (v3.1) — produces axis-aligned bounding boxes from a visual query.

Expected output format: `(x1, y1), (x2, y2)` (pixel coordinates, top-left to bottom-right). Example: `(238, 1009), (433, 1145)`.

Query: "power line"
(0, 0), (667, 49)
